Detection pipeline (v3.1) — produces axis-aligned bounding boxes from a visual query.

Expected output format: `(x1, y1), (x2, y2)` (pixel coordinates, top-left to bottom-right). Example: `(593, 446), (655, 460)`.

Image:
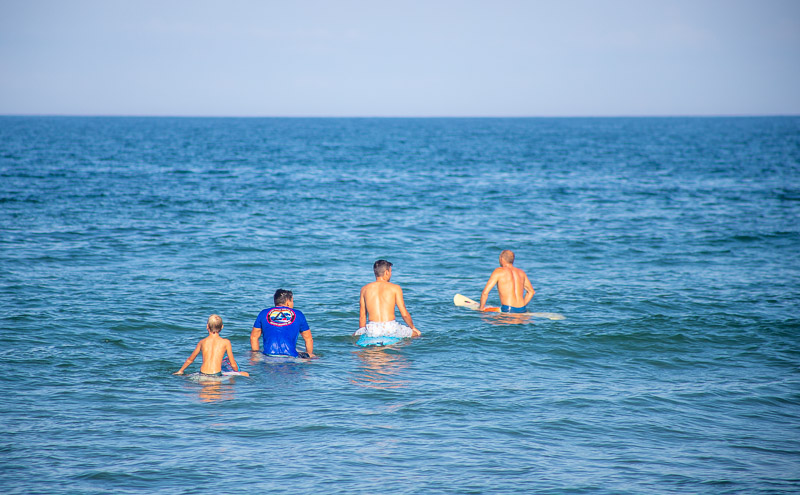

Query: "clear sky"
(1, 0), (798, 117)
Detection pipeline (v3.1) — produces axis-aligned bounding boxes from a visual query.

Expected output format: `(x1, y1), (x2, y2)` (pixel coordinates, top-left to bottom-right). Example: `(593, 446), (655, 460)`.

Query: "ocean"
(1, 116), (798, 494)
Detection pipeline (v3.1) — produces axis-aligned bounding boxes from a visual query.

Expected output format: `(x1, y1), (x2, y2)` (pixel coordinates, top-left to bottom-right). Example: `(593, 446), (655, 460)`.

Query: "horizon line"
(1, 113), (798, 119)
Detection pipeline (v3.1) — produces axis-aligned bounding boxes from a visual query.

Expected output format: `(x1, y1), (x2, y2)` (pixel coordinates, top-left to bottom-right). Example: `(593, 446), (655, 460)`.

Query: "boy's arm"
(250, 327), (261, 351)
(395, 287), (420, 336)
(225, 340), (239, 371)
(300, 329), (315, 357)
(224, 340), (250, 376)
(174, 342), (202, 375)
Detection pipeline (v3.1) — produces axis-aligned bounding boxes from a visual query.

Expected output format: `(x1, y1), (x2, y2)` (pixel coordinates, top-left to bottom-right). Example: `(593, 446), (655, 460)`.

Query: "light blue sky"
(1, 0), (798, 117)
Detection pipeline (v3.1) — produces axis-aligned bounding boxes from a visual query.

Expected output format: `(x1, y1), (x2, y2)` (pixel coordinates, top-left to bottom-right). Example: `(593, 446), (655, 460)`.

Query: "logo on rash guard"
(267, 308), (296, 326)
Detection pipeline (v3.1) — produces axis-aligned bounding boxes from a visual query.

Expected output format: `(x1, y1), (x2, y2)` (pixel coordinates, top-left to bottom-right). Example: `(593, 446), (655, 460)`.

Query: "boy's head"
(207, 314), (223, 334)
(274, 289), (293, 306)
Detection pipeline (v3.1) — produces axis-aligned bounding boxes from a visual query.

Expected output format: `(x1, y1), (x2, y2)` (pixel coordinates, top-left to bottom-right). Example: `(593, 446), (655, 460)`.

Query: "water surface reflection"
(351, 346), (410, 390)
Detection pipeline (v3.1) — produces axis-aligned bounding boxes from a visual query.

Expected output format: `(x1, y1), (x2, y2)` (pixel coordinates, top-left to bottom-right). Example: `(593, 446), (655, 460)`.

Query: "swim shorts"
(197, 371), (222, 380)
(354, 320), (414, 346)
(500, 305), (528, 313)
(354, 320), (414, 338)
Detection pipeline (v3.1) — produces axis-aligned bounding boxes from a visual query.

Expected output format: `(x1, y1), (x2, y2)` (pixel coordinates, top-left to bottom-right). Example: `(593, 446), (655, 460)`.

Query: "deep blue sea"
(1, 116), (799, 494)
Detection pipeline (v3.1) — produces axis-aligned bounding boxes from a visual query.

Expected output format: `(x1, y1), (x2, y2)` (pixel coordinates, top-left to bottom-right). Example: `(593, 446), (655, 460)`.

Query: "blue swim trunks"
(500, 305), (528, 313)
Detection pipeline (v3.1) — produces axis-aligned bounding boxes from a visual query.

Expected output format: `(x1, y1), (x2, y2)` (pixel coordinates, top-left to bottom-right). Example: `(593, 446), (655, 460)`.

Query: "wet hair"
(373, 259), (393, 278)
(207, 314), (223, 333)
(500, 250), (515, 264)
(274, 289), (293, 306)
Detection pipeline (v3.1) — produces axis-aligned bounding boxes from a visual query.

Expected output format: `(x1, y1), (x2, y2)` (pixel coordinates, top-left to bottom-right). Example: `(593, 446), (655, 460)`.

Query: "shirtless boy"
(479, 250), (535, 313)
(174, 314), (249, 376)
(354, 260), (420, 341)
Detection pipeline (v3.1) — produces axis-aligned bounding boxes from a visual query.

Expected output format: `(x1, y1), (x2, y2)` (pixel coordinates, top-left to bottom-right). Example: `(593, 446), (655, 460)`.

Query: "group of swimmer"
(174, 249), (534, 377)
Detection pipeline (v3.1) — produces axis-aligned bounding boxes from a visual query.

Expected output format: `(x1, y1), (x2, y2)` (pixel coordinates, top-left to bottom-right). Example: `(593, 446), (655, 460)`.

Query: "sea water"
(1, 116), (798, 494)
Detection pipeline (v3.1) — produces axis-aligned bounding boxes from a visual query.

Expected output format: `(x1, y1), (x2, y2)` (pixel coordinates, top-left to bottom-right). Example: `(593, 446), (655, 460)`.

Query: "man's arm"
(522, 274), (535, 307)
(174, 342), (202, 375)
(479, 271), (500, 311)
(395, 287), (420, 336)
(250, 327), (261, 351)
(300, 329), (315, 357)
(358, 287), (367, 329)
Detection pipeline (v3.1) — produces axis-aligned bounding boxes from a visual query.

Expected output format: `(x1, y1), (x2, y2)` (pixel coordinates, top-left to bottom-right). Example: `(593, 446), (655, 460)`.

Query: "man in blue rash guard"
(479, 250), (535, 313)
(250, 289), (315, 358)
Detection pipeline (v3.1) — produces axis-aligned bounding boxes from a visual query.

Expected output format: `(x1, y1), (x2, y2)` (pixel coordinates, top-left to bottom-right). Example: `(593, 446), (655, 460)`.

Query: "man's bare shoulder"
(364, 280), (400, 290)
(361, 280), (380, 292)
(491, 266), (509, 277)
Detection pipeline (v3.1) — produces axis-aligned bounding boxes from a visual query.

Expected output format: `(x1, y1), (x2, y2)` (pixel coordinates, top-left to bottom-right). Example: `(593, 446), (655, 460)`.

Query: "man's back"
(253, 306), (309, 357)
(357, 260), (419, 338)
(493, 266), (530, 307)
(480, 250), (535, 311)
(361, 280), (401, 322)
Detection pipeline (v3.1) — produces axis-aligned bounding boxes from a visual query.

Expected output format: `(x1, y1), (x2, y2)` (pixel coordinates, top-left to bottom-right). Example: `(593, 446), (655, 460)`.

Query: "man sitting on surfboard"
(354, 259), (420, 345)
(251, 289), (315, 358)
(479, 250), (535, 313)
(174, 314), (249, 376)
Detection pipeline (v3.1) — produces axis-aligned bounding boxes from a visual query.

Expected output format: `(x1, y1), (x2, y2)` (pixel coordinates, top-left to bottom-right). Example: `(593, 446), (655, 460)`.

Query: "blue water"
(1, 116), (799, 494)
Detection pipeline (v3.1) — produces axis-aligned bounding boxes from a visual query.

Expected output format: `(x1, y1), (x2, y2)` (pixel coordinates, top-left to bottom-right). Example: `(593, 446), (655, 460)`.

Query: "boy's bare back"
(197, 334), (233, 374)
(174, 315), (248, 376)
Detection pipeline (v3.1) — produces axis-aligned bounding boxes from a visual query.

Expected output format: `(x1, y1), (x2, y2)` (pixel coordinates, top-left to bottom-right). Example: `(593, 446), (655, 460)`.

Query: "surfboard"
(186, 371), (243, 382)
(219, 357), (249, 375)
(356, 335), (403, 347)
(454, 294), (565, 320)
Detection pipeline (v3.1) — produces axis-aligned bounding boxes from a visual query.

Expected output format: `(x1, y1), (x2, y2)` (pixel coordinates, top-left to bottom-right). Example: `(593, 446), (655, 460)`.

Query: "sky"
(0, 0), (798, 117)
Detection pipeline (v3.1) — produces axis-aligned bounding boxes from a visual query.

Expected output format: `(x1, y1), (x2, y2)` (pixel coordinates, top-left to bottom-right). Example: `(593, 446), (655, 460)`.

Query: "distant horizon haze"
(1, 0), (798, 117)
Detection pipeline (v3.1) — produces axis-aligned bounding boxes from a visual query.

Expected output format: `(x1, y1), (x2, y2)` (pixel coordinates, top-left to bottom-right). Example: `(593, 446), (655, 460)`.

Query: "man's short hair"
(207, 314), (223, 333)
(500, 250), (515, 264)
(373, 259), (393, 278)
(274, 289), (293, 306)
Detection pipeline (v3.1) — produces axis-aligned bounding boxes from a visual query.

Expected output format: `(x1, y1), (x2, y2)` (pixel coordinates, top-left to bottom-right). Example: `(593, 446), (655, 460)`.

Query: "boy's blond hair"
(207, 314), (223, 333)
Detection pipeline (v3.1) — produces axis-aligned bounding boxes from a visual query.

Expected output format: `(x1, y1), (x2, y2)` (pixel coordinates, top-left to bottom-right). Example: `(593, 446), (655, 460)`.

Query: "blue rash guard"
(253, 306), (310, 357)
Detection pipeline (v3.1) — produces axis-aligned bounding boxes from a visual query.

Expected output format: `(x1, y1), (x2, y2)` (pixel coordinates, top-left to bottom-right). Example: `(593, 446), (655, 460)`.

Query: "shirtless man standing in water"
(354, 260), (421, 340)
(479, 250), (535, 313)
